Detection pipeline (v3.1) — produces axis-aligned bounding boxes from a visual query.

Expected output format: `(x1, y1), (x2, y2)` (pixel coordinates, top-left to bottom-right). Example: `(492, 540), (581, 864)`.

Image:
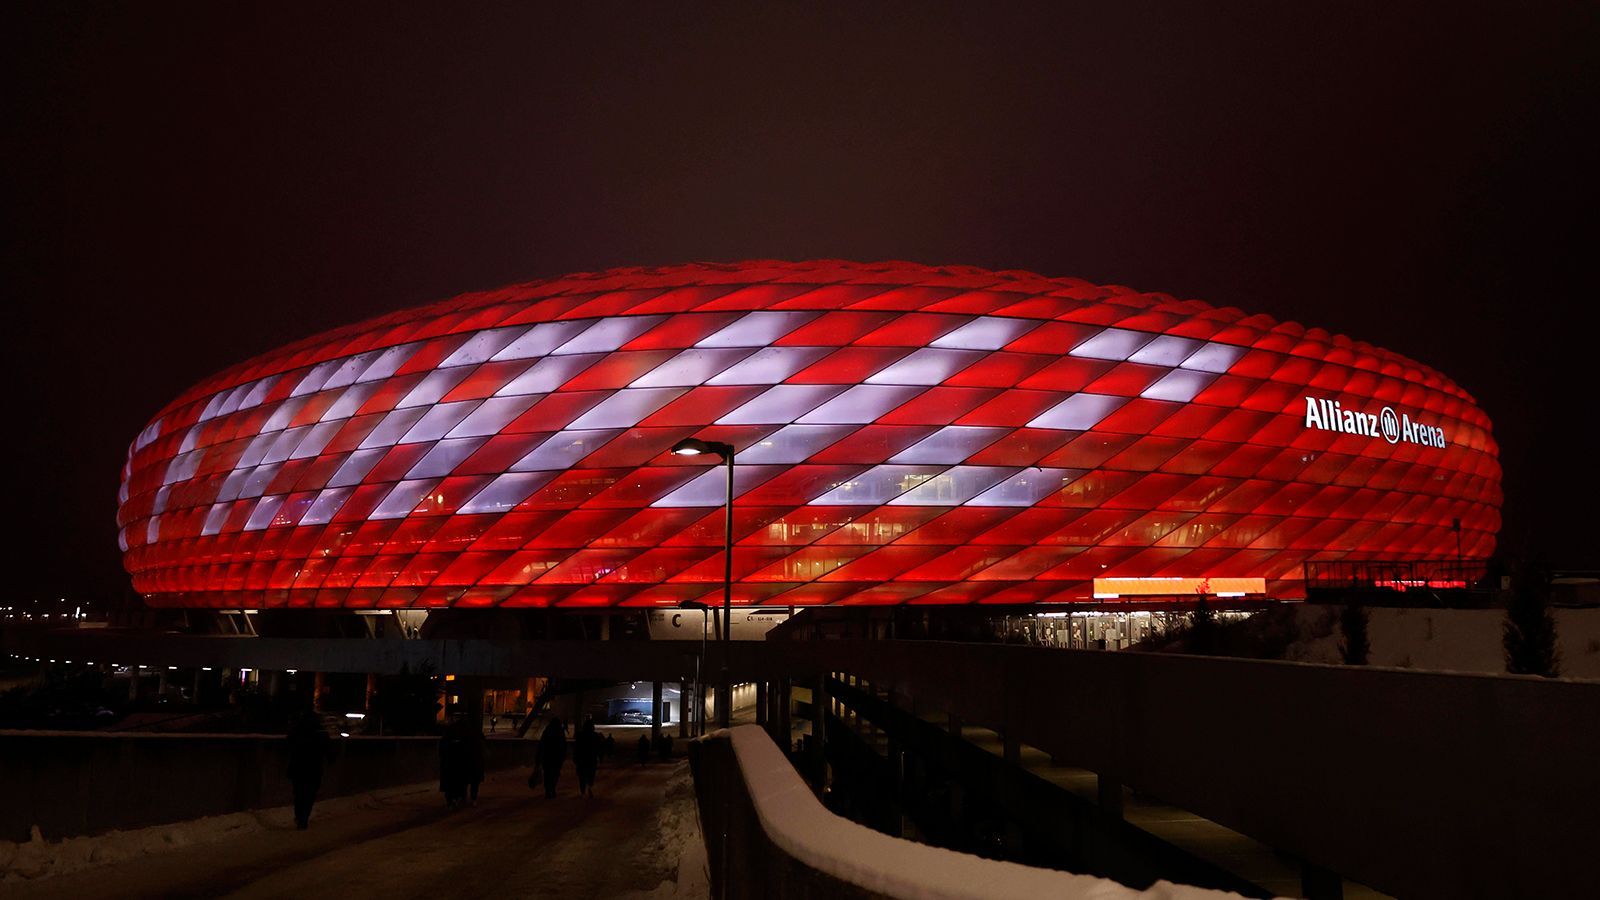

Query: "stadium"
(115, 260), (1501, 613)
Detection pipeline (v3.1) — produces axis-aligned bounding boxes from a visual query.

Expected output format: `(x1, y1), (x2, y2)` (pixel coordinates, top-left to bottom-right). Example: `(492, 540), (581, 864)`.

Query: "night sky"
(5, 3), (1596, 605)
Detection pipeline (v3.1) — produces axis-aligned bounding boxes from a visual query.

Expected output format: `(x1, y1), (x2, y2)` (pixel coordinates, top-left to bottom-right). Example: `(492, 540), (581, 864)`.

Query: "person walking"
(465, 718), (487, 804)
(573, 718), (600, 798)
(537, 717), (567, 798)
(439, 717), (468, 808)
(636, 733), (650, 766)
(286, 710), (330, 830)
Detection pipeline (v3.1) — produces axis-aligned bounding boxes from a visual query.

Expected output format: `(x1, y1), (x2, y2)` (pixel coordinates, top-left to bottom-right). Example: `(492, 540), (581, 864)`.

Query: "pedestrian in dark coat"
(286, 711), (330, 830)
(465, 720), (487, 803)
(537, 717), (567, 798)
(439, 718), (468, 808)
(636, 733), (651, 765)
(573, 718), (600, 798)
(604, 733), (617, 760)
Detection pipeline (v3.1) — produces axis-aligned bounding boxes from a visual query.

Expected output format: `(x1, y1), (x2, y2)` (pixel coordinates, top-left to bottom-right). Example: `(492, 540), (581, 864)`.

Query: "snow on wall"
(726, 725), (1247, 900)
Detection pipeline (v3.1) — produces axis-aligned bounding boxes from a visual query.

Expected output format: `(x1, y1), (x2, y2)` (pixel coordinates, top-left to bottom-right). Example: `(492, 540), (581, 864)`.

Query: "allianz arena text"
(116, 261), (1501, 609)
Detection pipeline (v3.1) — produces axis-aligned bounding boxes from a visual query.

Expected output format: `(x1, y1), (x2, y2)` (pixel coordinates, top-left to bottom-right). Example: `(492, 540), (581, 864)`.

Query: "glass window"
(809, 465), (947, 505)
(653, 464), (783, 507)
(244, 495), (286, 531)
(1028, 393), (1127, 430)
(458, 471), (555, 515)
(510, 430), (623, 471)
(889, 426), (1010, 464)
(300, 486), (354, 526)
(370, 479), (442, 520)
(966, 468), (1077, 506)
(406, 437), (489, 479)
(1069, 328), (1154, 361)
(889, 466), (1014, 506)
(328, 447), (388, 487)
(735, 424), (858, 464)
(930, 316), (1040, 351)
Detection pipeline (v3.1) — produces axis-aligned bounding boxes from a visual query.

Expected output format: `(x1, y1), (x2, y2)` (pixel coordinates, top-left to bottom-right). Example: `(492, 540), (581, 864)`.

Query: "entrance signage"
(1303, 397), (1445, 448)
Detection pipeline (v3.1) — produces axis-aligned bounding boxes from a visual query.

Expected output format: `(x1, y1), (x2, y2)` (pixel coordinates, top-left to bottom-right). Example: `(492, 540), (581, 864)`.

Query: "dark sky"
(5, 3), (1596, 604)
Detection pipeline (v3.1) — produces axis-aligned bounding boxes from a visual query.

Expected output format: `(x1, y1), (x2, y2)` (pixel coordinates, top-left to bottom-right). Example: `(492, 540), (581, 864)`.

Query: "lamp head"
(670, 437), (734, 459)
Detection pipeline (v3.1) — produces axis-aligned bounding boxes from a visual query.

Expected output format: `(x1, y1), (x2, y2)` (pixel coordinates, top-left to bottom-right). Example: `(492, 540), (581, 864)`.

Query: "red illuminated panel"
(118, 261), (1502, 608)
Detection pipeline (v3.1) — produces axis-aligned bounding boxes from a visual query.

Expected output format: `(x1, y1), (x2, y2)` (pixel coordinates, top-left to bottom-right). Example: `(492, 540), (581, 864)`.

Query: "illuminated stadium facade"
(116, 261), (1501, 610)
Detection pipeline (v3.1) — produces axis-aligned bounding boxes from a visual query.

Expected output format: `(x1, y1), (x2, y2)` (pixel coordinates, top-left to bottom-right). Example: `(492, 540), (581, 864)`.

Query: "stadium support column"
(678, 681), (690, 738)
(755, 679), (768, 725)
(651, 681), (663, 745)
(809, 673), (828, 793)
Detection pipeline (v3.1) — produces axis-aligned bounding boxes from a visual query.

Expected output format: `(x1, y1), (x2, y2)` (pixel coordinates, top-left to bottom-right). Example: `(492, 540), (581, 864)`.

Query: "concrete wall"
(0, 731), (534, 842)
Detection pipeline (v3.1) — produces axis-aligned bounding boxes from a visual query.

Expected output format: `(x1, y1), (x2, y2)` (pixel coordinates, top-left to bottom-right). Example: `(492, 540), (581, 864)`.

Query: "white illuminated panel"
(300, 486), (354, 526)
(1129, 335), (1202, 367)
(1069, 328), (1154, 361)
(244, 494), (286, 531)
(653, 464), (783, 507)
(288, 420), (342, 460)
(864, 349), (986, 385)
(321, 351), (379, 391)
(356, 343), (420, 384)
(1028, 393), (1128, 430)
(490, 321), (591, 361)
(930, 316), (1040, 351)
(552, 316), (667, 355)
(440, 327), (525, 368)
(1141, 369), (1217, 403)
(407, 437), (488, 479)
(328, 448), (387, 487)
(796, 384), (924, 424)
(446, 395), (539, 438)
(706, 347), (830, 385)
(494, 354), (601, 396)
(320, 383), (379, 421)
(396, 369), (470, 409)
(358, 408), (429, 449)
(564, 387), (686, 430)
(631, 348), (755, 387)
(398, 401), (481, 444)
(718, 384), (847, 425)
(696, 311), (817, 347)
(1180, 342), (1247, 373)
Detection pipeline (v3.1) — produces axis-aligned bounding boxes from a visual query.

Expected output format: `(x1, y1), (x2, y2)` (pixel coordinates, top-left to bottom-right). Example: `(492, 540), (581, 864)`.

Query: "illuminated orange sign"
(1092, 577), (1266, 598)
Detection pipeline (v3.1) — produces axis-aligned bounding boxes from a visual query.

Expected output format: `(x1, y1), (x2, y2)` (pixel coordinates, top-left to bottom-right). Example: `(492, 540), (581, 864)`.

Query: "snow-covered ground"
(1279, 605), (1600, 678)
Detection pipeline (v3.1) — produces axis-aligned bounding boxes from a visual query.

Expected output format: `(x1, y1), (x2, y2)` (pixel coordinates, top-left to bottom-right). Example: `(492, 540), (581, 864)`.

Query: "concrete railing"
(0, 730), (533, 842)
(690, 726), (1230, 900)
(799, 642), (1600, 900)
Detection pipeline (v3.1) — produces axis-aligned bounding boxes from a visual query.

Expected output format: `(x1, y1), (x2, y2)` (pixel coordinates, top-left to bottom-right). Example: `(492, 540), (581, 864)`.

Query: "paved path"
(5, 759), (706, 900)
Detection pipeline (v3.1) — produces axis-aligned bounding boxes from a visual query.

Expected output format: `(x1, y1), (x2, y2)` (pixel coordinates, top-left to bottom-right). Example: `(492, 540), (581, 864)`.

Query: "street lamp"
(671, 437), (735, 728)
(678, 599), (710, 736)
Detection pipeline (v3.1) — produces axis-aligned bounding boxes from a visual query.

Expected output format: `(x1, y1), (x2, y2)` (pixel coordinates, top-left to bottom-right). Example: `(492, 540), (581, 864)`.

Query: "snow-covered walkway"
(2, 758), (706, 900)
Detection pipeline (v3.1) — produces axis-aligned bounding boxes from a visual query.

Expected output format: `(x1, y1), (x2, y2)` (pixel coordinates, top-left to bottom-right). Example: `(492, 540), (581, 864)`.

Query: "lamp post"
(678, 598), (710, 736)
(671, 437), (736, 729)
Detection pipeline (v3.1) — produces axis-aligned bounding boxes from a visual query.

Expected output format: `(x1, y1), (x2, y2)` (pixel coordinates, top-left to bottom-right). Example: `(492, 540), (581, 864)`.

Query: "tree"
(1504, 567), (1560, 677)
(1339, 600), (1370, 665)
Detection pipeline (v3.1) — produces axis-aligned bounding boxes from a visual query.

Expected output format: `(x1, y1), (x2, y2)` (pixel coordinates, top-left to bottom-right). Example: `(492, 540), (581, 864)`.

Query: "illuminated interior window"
(967, 468), (1077, 506)
(370, 479), (442, 520)
(889, 426), (1010, 464)
(809, 465), (947, 505)
(889, 466), (1014, 506)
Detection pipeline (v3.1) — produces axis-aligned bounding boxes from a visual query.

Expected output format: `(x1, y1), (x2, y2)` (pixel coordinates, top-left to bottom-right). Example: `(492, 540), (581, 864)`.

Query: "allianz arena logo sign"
(1303, 397), (1446, 448)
